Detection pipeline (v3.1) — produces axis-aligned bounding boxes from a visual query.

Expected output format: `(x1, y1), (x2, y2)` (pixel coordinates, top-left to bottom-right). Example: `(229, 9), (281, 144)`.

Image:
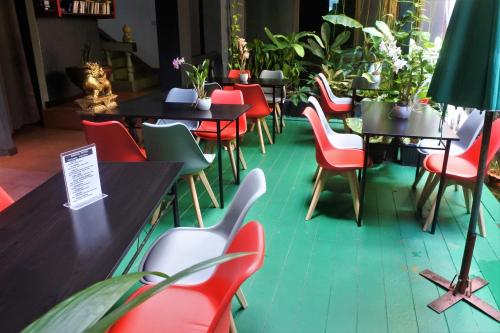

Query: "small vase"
(197, 97), (211, 111)
(239, 72), (249, 83)
(392, 102), (411, 119)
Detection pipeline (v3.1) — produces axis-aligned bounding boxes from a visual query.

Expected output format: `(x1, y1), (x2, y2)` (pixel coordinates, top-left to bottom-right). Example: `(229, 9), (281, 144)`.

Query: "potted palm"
(172, 57), (211, 110)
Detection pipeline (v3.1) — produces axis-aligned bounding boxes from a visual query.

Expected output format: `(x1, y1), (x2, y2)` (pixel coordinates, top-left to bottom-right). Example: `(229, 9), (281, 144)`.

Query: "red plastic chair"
(196, 90), (248, 181)
(108, 221), (265, 333)
(234, 84), (273, 154)
(224, 70), (252, 91)
(315, 76), (352, 128)
(303, 107), (365, 221)
(419, 118), (500, 236)
(82, 120), (147, 162)
(0, 186), (14, 212)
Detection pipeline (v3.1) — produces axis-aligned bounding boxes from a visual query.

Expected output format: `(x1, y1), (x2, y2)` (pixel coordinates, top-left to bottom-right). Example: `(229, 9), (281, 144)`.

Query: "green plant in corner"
(228, 0), (243, 70)
(22, 252), (251, 333)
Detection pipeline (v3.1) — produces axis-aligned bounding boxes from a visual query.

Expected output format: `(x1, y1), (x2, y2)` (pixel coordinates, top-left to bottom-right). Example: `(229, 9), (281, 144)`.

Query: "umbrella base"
(420, 269), (500, 322)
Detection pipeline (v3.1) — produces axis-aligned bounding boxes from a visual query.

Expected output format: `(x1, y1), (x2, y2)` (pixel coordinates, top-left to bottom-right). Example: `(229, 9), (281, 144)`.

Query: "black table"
(358, 101), (459, 232)
(215, 77), (287, 142)
(0, 162), (182, 332)
(79, 91), (251, 207)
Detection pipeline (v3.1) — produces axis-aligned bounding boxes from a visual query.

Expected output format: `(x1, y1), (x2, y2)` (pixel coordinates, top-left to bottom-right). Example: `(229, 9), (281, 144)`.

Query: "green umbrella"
(428, 0), (499, 110)
(421, 0), (500, 322)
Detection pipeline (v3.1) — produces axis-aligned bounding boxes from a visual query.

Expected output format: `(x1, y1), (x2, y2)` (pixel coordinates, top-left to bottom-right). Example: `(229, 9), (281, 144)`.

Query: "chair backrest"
(213, 168), (266, 242)
(165, 88), (197, 103)
(204, 82), (223, 96)
(202, 221), (265, 331)
(308, 96), (336, 137)
(459, 118), (500, 167)
(227, 69), (251, 79)
(234, 84), (271, 118)
(318, 73), (337, 101)
(303, 106), (335, 164)
(0, 186), (13, 212)
(211, 89), (247, 132)
(143, 122), (210, 175)
(259, 70), (284, 95)
(82, 120), (146, 162)
(456, 109), (485, 150)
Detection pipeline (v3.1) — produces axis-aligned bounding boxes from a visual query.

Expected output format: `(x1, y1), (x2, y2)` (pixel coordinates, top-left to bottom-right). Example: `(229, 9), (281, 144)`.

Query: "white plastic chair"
(157, 88), (199, 130)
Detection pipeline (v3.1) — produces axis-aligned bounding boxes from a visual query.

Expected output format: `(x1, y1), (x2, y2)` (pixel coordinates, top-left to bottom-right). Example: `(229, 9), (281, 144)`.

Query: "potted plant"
(487, 158), (500, 189)
(66, 43), (112, 92)
(172, 57), (211, 110)
(237, 37), (250, 83)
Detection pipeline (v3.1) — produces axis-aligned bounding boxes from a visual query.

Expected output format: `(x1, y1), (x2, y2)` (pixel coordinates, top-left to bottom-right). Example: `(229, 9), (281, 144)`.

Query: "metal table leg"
(272, 86), (276, 142)
(280, 85), (284, 133)
(236, 117), (240, 185)
(412, 152), (422, 189)
(217, 121), (224, 208)
(430, 139), (451, 234)
(357, 135), (370, 227)
(172, 182), (180, 227)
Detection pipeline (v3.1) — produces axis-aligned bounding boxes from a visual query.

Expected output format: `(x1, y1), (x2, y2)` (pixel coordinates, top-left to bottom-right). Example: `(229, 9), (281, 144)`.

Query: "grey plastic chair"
(414, 109), (484, 187)
(157, 88), (199, 130)
(140, 168), (266, 307)
(143, 122), (219, 227)
(260, 70), (286, 131)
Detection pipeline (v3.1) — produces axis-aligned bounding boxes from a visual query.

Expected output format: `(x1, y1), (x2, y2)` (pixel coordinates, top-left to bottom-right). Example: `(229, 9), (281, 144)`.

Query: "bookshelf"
(34, 0), (116, 18)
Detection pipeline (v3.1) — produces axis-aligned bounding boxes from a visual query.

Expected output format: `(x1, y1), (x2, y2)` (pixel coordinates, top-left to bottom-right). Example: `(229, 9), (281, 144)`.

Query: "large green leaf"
(322, 14), (363, 29)
(331, 31), (351, 50)
(321, 22), (331, 46)
(291, 43), (305, 57)
(375, 20), (393, 39)
(264, 27), (285, 48)
(22, 271), (168, 333)
(305, 38), (325, 58)
(363, 27), (383, 38)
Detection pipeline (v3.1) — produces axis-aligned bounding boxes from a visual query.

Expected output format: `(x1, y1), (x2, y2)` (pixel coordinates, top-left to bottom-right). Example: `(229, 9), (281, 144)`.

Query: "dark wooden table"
(358, 101), (459, 232)
(215, 77), (287, 142)
(79, 91), (251, 207)
(0, 162), (182, 332)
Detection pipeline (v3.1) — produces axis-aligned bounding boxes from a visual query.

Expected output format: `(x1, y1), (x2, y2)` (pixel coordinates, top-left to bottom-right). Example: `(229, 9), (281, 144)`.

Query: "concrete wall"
(245, 0), (299, 41)
(37, 18), (100, 101)
(98, 0), (159, 68)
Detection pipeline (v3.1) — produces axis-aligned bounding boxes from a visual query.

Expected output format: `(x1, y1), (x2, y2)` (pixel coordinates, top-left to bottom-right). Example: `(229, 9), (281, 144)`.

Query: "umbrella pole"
(420, 111), (500, 322)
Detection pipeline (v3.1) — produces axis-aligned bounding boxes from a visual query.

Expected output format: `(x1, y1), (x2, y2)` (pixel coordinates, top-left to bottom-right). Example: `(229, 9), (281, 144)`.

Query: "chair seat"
(319, 148), (365, 171)
(328, 133), (363, 150)
(196, 122), (246, 141)
(264, 94), (283, 104)
(108, 285), (229, 333)
(417, 138), (466, 156)
(141, 228), (226, 284)
(424, 155), (478, 181)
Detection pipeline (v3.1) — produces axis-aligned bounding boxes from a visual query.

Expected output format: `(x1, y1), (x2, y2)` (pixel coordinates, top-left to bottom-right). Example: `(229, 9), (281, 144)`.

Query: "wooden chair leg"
(256, 118), (266, 154)
(186, 175), (204, 228)
(227, 142), (238, 182)
(478, 204), (486, 237)
(413, 168), (427, 188)
(273, 105), (281, 134)
(306, 171), (327, 221)
(313, 165), (320, 181)
(195, 137), (201, 144)
(249, 121), (256, 132)
(346, 171), (360, 220)
(313, 166), (323, 191)
(277, 103), (285, 128)
(261, 118), (274, 144)
(423, 197), (437, 232)
(462, 184), (471, 214)
(238, 146), (247, 169)
(417, 173), (440, 210)
(464, 184), (487, 237)
(229, 312), (237, 333)
(235, 288), (248, 309)
(198, 170), (220, 208)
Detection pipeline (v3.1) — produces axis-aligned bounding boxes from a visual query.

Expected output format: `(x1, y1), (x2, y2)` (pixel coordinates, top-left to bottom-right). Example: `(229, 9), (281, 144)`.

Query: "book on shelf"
(67, 1), (112, 15)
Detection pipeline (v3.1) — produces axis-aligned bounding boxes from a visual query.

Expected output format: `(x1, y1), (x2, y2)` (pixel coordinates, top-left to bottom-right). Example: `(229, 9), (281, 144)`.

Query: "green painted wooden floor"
(116, 118), (499, 333)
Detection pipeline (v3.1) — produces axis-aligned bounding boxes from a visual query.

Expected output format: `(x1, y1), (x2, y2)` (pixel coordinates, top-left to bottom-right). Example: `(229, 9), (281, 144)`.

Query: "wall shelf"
(34, 0), (116, 18)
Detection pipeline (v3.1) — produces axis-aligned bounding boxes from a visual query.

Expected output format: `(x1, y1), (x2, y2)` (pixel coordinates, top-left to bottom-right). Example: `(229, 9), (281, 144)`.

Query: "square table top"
(214, 77), (287, 87)
(79, 91), (250, 122)
(361, 101), (459, 141)
(0, 162), (182, 332)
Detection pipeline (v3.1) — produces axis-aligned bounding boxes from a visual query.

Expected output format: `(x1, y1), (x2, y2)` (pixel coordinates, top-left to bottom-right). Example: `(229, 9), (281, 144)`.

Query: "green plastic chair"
(143, 122), (219, 227)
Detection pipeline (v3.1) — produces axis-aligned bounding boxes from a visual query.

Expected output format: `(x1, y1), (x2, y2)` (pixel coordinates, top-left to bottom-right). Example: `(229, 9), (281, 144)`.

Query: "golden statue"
(76, 62), (117, 113)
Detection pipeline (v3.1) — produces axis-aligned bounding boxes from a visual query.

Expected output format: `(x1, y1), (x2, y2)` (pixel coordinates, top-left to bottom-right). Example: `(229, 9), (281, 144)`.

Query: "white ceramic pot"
(392, 103), (411, 119)
(197, 97), (212, 111)
(239, 73), (249, 83)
